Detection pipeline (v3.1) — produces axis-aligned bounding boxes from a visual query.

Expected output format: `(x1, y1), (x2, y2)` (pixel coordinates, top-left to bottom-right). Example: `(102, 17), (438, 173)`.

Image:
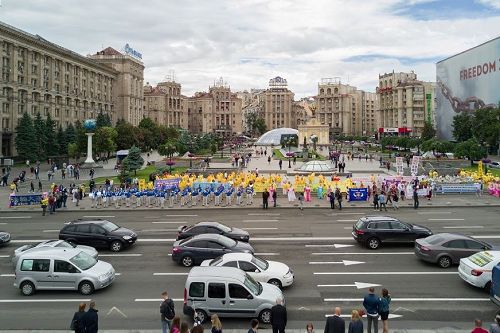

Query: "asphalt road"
(0, 207), (499, 331)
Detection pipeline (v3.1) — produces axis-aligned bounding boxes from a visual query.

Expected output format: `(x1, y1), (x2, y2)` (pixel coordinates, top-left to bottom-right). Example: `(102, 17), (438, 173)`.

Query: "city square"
(0, 1), (500, 333)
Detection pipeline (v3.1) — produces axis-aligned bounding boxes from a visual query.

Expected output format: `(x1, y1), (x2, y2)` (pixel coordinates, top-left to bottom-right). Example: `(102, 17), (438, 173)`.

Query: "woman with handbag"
(70, 303), (86, 333)
(380, 288), (392, 333)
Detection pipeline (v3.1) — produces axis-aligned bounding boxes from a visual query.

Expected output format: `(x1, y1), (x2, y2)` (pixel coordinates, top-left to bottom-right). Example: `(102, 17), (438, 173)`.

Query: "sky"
(0, 0), (499, 98)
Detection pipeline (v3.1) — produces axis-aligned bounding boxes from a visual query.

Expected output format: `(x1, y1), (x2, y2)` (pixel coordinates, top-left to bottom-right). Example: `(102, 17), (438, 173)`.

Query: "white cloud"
(476, 0), (500, 9)
(0, 0), (498, 97)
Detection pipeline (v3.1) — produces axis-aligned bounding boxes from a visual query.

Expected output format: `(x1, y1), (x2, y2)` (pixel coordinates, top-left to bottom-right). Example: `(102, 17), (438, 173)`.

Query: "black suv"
(59, 219), (137, 252)
(352, 216), (432, 249)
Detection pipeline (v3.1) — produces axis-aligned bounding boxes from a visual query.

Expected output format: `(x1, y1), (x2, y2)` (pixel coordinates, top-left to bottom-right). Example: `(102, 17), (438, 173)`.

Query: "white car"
(200, 253), (294, 288)
(12, 240), (98, 267)
(458, 251), (500, 291)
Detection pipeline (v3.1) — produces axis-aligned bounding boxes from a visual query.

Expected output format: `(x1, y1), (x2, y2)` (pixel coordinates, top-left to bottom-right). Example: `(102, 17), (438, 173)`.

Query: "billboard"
(436, 37), (499, 140)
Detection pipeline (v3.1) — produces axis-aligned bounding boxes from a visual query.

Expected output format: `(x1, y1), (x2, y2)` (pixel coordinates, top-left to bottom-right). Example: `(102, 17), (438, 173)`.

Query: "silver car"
(11, 240), (98, 267)
(14, 247), (115, 296)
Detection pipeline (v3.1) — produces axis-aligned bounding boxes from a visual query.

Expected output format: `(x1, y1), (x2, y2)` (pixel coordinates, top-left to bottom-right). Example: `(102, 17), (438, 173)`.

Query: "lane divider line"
(82, 216), (115, 218)
(135, 298), (184, 302)
(153, 273), (188, 276)
(311, 252), (413, 255)
(314, 271), (458, 275)
(324, 297), (489, 302)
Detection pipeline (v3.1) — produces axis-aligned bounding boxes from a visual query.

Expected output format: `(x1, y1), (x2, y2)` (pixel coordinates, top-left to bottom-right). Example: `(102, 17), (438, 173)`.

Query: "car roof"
(360, 216), (399, 222)
(432, 233), (476, 241)
(196, 222), (221, 227)
(187, 234), (225, 241)
(67, 219), (110, 225)
(188, 266), (246, 280)
(18, 247), (82, 260)
(218, 253), (253, 261)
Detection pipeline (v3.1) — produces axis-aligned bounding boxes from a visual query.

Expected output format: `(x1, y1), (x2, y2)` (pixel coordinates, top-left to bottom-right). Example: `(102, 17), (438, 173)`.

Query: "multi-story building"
(89, 47), (144, 126)
(377, 71), (435, 137)
(261, 77), (296, 129)
(143, 80), (187, 129)
(316, 78), (378, 137)
(237, 89), (265, 133)
(187, 78), (243, 137)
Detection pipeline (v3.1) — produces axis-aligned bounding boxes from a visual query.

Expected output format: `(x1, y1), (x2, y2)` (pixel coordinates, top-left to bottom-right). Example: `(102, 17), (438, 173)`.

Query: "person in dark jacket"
(262, 189), (270, 210)
(363, 288), (381, 333)
(348, 310), (363, 333)
(413, 187), (419, 209)
(379, 288), (391, 333)
(70, 303), (86, 333)
(328, 190), (335, 209)
(324, 307), (345, 333)
(270, 298), (287, 333)
(83, 301), (98, 333)
(160, 291), (175, 333)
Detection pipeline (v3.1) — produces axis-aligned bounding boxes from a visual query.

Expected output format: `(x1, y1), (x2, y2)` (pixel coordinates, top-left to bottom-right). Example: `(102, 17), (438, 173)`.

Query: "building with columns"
(187, 78), (243, 137)
(377, 71), (435, 137)
(143, 80), (187, 129)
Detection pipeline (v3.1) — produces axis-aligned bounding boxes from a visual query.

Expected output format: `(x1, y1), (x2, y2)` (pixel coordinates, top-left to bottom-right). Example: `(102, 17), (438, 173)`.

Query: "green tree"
(420, 121), (436, 141)
(65, 123), (76, 144)
(67, 143), (79, 162)
(245, 113), (267, 136)
(115, 120), (136, 150)
(254, 117), (267, 135)
(122, 145), (144, 175)
(95, 112), (112, 128)
(452, 112), (473, 142)
(94, 126), (118, 158)
(33, 113), (47, 160)
(56, 126), (67, 155)
(15, 113), (37, 161)
(158, 140), (177, 160)
(454, 138), (486, 166)
(472, 107), (500, 152)
(45, 113), (58, 156)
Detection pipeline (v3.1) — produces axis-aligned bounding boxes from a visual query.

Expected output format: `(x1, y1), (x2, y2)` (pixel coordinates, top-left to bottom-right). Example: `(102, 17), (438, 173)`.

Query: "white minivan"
(184, 266), (284, 324)
(14, 247), (115, 296)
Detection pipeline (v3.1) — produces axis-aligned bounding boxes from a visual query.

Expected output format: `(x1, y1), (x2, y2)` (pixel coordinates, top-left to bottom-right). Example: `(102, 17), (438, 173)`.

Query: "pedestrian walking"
(413, 187), (419, 209)
(347, 310), (363, 333)
(262, 188), (270, 209)
(378, 192), (387, 212)
(248, 319), (259, 333)
(298, 192), (304, 210)
(476, 182), (483, 197)
(170, 316), (181, 333)
(391, 192), (399, 210)
(268, 156), (271, 165)
(471, 319), (488, 333)
(490, 310), (500, 333)
(272, 190), (277, 207)
(379, 288), (391, 333)
(160, 291), (175, 333)
(41, 196), (48, 216)
(82, 301), (98, 333)
(328, 190), (335, 209)
(211, 314), (223, 333)
(279, 160), (283, 170)
(335, 188), (342, 210)
(373, 192), (379, 211)
(270, 298), (287, 333)
(363, 287), (381, 333)
(30, 181), (34, 192)
(324, 307), (345, 333)
(70, 302), (86, 333)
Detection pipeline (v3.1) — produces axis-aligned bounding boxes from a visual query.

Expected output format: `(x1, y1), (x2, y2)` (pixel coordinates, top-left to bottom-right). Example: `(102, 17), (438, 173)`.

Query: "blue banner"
(154, 178), (180, 189)
(10, 194), (43, 207)
(435, 183), (478, 194)
(348, 188), (368, 201)
(192, 182), (229, 190)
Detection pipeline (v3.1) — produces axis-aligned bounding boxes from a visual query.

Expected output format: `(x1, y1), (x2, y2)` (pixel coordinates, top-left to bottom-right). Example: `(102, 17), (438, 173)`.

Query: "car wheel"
(79, 281), (95, 295)
(181, 256), (194, 267)
(20, 281), (35, 296)
(485, 281), (492, 293)
(268, 279), (282, 289)
(438, 256), (452, 268)
(194, 309), (207, 323)
(259, 309), (272, 324)
(367, 237), (380, 250)
(110, 240), (123, 252)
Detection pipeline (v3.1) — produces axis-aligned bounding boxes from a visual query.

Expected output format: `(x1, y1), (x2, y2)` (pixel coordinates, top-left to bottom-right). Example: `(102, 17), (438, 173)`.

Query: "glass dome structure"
(297, 160), (335, 172)
(255, 128), (299, 146)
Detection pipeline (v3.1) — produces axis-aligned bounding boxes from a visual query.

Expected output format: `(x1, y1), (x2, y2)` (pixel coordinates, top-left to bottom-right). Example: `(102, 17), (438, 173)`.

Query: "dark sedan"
(352, 216), (433, 249)
(0, 231), (10, 246)
(415, 233), (495, 268)
(172, 234), (254, 267)
(176, 222), (250, 242)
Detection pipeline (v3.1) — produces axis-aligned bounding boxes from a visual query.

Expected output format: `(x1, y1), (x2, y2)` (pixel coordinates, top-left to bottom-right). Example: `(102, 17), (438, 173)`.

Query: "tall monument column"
(84, 133), (95, 164)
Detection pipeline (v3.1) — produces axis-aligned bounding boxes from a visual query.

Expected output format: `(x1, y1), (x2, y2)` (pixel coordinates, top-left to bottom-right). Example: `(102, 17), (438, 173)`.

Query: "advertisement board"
(9, 194), (43, 207)
(348, 188), (368, 201)
(436, 37), (500, 140)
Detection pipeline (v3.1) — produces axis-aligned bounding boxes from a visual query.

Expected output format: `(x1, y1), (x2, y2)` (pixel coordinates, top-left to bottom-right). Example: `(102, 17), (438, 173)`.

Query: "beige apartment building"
(261, 77), (296, 129)
(143, 81), (187, 129)
(377, 71), (435, 136)
(316, 78), (378, 137)
(187, 78), (243, 137)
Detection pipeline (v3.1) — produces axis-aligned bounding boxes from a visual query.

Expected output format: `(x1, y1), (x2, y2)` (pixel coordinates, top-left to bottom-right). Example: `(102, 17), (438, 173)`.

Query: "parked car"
(201, 253), (294, 288)
(0, 231), (11, 246)
(352, 216), (433, 249)
(177, 222), (250, 242)
(12, 240), (98, 267)
(415, 233), (495, 268)
(459, 251), (500, 292)
(183, 266), (283, 324)
(59, 219), (137, 252)
(489, 161), (500, 169)
(14, 247), (115, 296)
(172, 234), (254, 267)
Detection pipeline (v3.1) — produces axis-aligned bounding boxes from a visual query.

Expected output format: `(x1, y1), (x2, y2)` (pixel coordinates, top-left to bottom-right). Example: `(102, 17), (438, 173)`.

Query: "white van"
(14, 247), (115, 296)
(183, 266), (284, 324)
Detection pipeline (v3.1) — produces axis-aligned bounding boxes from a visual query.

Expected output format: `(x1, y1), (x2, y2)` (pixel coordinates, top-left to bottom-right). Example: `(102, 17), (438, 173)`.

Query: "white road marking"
(318, 282), (381, 289)
(0, 222), (7, 225)
(82, 215), (115, 218)
(153, 272), (189, 276)
(443, 226), (484, 229)
(242, 220), (279, 223)
(10, 240), (47, 243)
(106, 306), (127, 318)
(165, 214), (198, 217)
(0, 216), (31, 219)
(311, 252), (413, 255)
(1, 274), (14, 277)
(244, 227), (278, 230)
(0, 255), (10, 258)
(306, 244), (354, 248)
(428, 218), (465, 221)
(324, 297), (488, 302)
(314, 271), (457, 275)
(115, 273), (122, 276)
(474, 236), (500, 239)
(248, 213), (280, 216)
(254, 252), (280, 256)
(252, 237), (352, 241)
(98, 254), (143, 257)
(309, 260), (364, 266)
(42, 230), (59, 233)
(0, 299), (92, 303)
(417, 211), (452, 214)
(336, 219), (357, 222)
(135, 298), (184, 302)
(327, 314), (403, 319)
(141, 229), (178, 232)
(138, 239), (176, 242)
(343, 227), (352, 229)
(152, 221), (188, 224)
(335, 213), (365, 215)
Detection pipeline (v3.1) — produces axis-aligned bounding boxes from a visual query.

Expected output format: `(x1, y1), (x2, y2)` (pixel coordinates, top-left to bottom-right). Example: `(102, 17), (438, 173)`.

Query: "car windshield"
(252, 256), (269, 270)
(218, 236), (237, 248)
(215, 223), (232, 233)
(210, 256), (224, 266)
(244, 274), (262, 295)
(70, 251), (97, 270)
(425, 235), (445, 245)
(56, 241), (75, 248)
(100, 221), (119, 232)
(469, 252), (494, 267)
